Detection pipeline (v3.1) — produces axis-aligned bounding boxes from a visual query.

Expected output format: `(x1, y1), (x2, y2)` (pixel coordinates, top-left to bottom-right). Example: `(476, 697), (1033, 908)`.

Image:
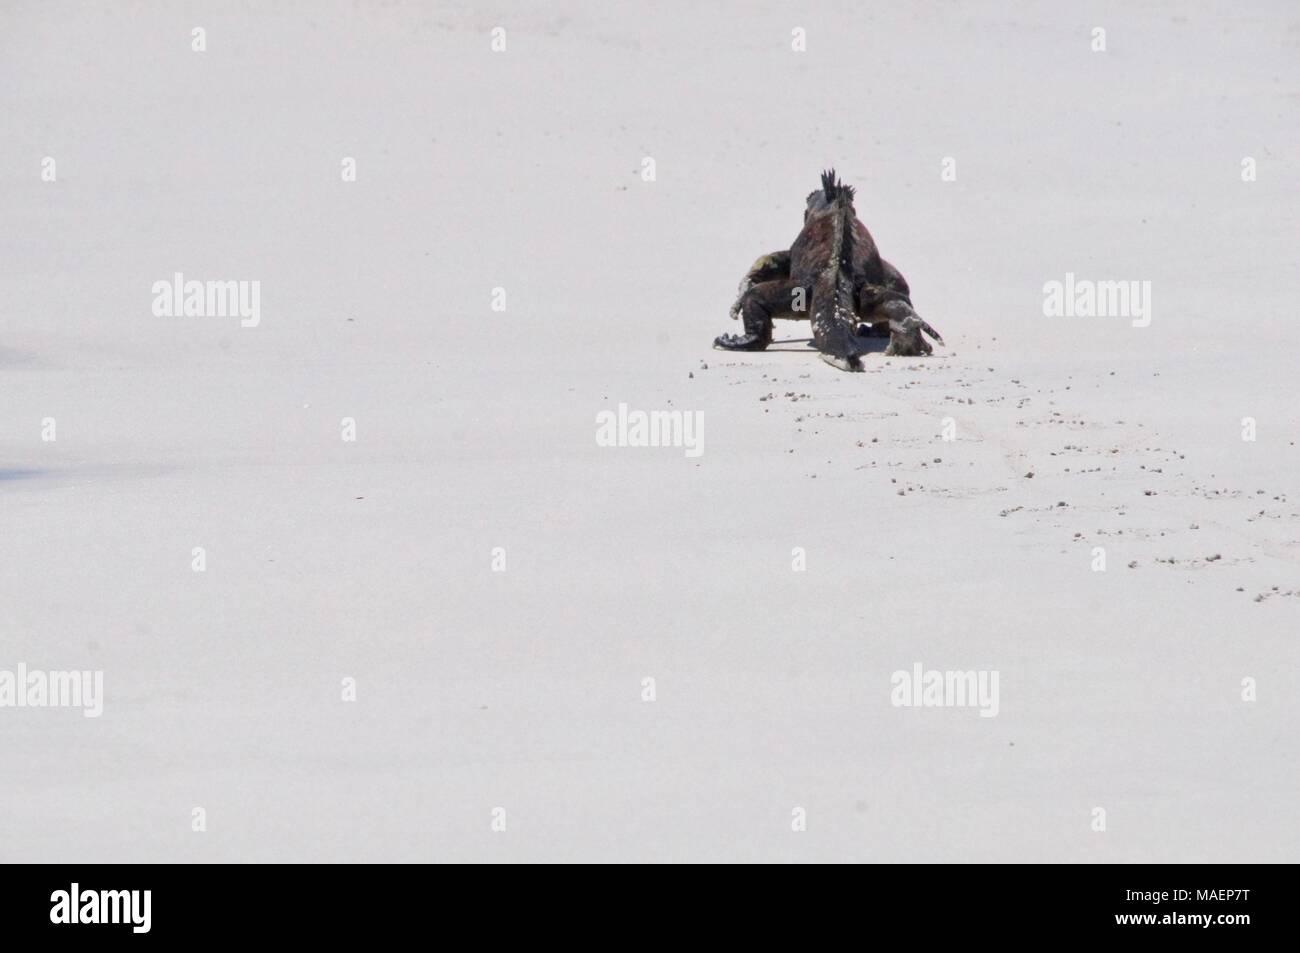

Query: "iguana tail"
(812, 170), (863, 370)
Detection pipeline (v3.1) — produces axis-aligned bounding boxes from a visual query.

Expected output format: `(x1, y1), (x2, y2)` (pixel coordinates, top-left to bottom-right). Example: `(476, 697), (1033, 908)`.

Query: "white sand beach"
(1, 0), (1297, 861)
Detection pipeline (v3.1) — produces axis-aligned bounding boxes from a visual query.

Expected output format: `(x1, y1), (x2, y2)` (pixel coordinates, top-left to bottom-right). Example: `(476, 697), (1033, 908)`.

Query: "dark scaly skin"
(714, 173), (942, 363)
(717, 252), (799, 350)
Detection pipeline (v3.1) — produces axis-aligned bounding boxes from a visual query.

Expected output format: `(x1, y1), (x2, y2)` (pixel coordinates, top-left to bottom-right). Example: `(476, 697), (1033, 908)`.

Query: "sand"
(1, 0), (1297, 862)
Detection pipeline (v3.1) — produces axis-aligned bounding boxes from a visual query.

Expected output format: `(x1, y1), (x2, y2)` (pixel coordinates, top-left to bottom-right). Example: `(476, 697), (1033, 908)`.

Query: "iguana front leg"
(729, 251), (792, 320)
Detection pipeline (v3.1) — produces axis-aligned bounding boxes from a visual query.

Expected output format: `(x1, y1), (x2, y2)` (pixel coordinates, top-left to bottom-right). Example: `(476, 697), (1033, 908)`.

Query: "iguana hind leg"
(728, 251), (793, 320)
(714, 278), (805, 351)
(856, 281), (943, 356)
(872, 299), (944, 356)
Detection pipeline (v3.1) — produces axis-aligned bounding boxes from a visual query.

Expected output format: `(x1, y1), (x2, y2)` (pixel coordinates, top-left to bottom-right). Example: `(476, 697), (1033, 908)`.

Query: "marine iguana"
(713, 170), (943, 370)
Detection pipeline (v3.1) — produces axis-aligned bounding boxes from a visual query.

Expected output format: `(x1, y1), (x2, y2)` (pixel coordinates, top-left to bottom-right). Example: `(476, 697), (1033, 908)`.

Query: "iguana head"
(804, 168), (855, 222)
